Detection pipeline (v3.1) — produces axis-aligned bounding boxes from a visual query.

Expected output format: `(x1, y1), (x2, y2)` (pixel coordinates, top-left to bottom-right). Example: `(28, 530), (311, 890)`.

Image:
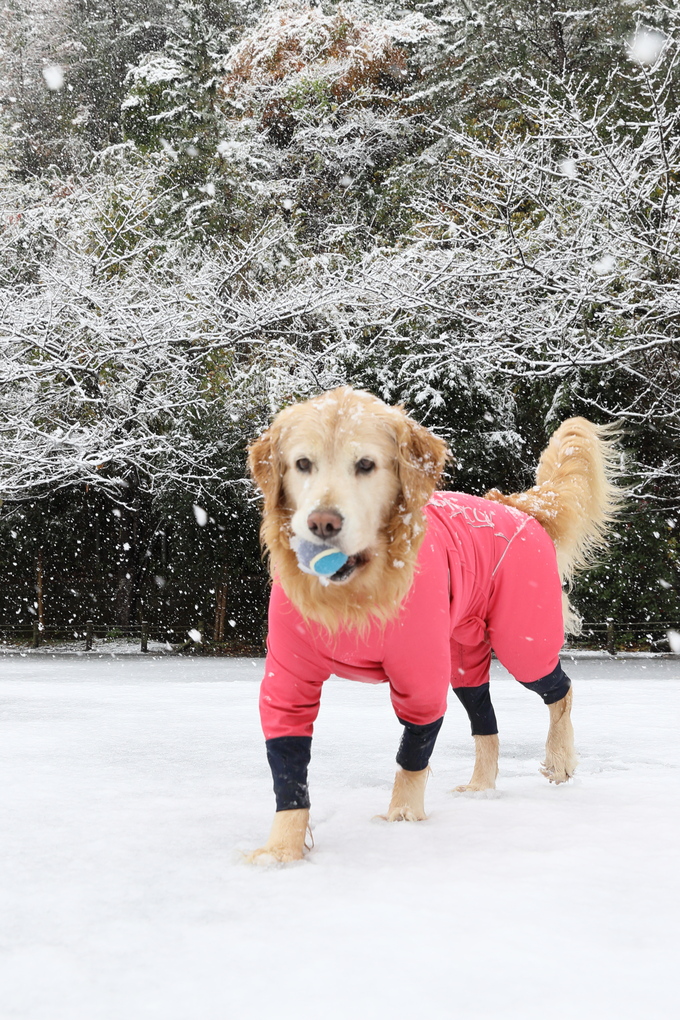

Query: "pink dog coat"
(260, 492), (564, 740)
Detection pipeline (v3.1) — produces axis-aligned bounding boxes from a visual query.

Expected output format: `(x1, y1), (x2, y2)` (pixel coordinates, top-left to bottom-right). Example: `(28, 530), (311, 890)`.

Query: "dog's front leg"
(246, 735), (312, 863)
(383, 767), (430, 821)
(246, 809), (310, 864)
(381, 715), (443, 822)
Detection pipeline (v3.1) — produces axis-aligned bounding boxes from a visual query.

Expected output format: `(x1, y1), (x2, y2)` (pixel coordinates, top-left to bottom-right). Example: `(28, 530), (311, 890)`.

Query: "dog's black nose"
(307, 510), (343, 540)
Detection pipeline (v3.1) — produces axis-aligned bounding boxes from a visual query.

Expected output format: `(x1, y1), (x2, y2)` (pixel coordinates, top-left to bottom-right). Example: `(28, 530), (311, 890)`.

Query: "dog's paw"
(378, 805), (427, 822)
(244, 845), (305, 865)
(452, 782), (496, 793)
(540, 759), (576, 784)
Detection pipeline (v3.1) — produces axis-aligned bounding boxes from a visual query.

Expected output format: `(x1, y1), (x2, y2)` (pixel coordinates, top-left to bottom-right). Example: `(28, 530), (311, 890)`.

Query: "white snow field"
(1, 655), (678, 1020)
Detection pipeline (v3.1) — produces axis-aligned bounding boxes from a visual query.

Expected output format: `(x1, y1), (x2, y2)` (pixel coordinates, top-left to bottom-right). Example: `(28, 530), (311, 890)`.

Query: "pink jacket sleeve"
(259, 582), (330, 740)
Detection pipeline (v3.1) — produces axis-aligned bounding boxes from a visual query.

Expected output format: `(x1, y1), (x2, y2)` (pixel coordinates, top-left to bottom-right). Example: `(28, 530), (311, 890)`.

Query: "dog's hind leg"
(452, 683), (499, 791)
(541, 686), (577, 784)
(520, 663), (577, 783)
(454, 733), (499, 792)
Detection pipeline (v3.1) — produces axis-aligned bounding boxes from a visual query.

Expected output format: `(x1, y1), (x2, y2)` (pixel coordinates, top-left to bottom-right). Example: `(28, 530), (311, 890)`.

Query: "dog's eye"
(356, 458), (376, 475)
(295, 458), (313, 473)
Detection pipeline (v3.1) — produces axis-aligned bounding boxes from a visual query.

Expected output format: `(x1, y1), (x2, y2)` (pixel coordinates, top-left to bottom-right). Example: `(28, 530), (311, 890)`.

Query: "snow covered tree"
(357, 52), (680, 504)
(215, 0), (437, 250)
(383, 0), (675, 126)
(0, 1), (171, 172)
(120, 0), (266, 241)
(1, 0), (679, 635)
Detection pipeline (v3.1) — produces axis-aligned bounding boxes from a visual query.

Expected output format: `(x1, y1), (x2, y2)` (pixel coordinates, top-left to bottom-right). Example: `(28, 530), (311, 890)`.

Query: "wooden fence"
(0, 619), (678, 654)
(1, 622), (181, 653)
(574, 621), (679, 655)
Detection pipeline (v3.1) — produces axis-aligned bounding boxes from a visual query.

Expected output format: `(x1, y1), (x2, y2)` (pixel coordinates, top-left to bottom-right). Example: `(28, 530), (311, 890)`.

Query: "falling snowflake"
(593, 255), (615, 276)
(193, 505), (208, 527)
(558, 158), (577, 179)
(42, 65), (64, 90)
(629, 29), (666, 65)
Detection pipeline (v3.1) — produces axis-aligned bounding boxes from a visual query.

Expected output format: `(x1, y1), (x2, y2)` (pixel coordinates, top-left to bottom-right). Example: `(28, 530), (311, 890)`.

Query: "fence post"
(86, 620), (93, 651)
(32, 620), (40, 648)
(141, 621), (149, 653)
(606, 619), (616, 656)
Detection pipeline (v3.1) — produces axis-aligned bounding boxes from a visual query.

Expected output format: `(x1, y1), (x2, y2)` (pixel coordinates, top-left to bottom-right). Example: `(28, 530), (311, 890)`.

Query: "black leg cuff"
(396, 716), (444, 771)
(453, 683), (498, 736)
(520, 662), (571, 705)
(265, 736), (312, 811)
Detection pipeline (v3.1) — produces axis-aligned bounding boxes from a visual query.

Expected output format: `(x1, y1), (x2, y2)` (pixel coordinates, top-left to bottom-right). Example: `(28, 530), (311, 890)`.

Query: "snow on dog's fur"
(248, 387), (448, 632)
(249, 386), (620, 633)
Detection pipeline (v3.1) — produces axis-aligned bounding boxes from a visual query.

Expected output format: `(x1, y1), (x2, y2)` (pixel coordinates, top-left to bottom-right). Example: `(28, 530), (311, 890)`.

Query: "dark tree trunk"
(115, 503), (140, 627)
(36, 547), (45, 633)
(213, 563), (229, 642)
(550, 10), (567, 74)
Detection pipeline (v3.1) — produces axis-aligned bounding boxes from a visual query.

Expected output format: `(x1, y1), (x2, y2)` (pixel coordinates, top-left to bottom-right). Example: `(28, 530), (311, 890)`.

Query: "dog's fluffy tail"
(486, 417), (622, 633)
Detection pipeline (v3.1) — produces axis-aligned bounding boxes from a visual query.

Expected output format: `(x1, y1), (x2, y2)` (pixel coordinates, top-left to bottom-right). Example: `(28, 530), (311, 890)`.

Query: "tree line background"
(1, 0), (679, 650)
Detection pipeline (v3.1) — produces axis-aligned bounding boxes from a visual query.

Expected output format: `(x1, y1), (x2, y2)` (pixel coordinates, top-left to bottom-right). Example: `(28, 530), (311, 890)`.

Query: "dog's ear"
(394, 413), (448, 512)
(248, 427), (283, 513)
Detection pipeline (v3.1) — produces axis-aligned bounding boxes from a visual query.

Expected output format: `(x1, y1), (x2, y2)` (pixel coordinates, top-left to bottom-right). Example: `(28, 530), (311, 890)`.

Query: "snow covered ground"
(1, 655), (678, 1020)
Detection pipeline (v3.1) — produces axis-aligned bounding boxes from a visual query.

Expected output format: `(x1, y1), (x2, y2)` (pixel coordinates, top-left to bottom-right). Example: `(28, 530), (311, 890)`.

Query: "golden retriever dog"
(246, 387), (620, 863)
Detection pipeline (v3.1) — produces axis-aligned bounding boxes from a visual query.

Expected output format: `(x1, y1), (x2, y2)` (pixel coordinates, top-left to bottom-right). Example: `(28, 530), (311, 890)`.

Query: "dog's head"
(248, 387), (448, 627)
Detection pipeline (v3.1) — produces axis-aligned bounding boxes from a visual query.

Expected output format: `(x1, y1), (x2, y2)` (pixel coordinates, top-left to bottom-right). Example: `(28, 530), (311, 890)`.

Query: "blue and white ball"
(292, 537), (348, 578)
